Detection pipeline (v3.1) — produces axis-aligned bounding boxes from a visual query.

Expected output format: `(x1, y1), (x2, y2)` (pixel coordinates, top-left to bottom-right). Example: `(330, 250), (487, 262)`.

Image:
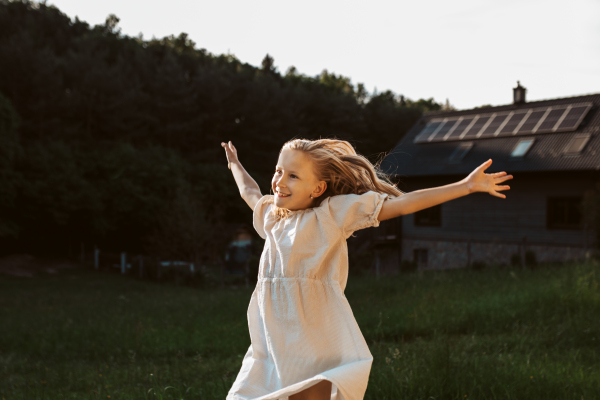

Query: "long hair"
(267, 138), (405, 221)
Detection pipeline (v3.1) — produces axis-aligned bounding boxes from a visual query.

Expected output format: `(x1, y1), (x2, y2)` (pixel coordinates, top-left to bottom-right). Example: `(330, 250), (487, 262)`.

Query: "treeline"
(0, 0), (443, 261)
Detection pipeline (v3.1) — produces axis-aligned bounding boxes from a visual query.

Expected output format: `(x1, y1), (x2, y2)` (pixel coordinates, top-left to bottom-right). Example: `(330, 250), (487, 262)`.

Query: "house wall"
(386, 171), (599, 269)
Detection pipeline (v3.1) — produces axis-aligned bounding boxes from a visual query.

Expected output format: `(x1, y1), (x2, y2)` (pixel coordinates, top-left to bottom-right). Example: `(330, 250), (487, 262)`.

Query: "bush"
(510, 253), (521, 267)
(470, 260), (486, 271)
(525, 250), (537, 269)
(400, 259), (417, 273)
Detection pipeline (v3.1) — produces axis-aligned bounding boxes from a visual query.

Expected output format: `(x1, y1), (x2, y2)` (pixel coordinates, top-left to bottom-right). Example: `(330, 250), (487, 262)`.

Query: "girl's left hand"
(464, 159), (513, 198)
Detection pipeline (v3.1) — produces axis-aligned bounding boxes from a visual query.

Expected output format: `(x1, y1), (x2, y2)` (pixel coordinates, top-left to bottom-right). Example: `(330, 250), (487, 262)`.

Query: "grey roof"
(381, 93), (600, 178)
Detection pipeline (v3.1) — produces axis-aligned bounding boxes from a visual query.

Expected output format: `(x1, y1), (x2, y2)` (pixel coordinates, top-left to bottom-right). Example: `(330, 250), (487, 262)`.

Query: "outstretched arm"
(221, 141), (262, 210)
(378, 159), (513, 221)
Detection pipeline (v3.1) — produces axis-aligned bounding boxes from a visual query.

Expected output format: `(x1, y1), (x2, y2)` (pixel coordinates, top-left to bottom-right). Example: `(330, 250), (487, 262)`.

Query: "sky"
(48, 0), (600, 110)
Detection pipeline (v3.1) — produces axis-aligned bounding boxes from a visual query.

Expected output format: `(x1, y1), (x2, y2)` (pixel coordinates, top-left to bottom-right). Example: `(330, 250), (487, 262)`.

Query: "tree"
(0, 92), (21, 239)
(261, 53), (277, 75)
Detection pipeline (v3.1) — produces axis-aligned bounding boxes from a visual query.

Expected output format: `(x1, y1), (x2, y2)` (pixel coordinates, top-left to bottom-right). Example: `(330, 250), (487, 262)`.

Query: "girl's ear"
(312, 181), (327, 198)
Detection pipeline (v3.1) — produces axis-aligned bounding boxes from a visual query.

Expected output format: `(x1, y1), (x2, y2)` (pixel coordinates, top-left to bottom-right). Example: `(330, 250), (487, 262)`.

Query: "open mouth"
(276, 191), (290, 197)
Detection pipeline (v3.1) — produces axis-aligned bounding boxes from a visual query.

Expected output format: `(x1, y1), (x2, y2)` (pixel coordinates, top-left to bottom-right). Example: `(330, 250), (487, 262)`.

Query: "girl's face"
(272, 149), (327, 211)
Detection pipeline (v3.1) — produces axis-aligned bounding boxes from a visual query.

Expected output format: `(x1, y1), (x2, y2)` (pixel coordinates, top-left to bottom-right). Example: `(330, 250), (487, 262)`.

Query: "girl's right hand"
(221, 141), (239, 170)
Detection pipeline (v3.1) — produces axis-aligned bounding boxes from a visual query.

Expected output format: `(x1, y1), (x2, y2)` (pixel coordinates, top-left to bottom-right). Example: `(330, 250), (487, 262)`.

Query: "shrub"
(525, 250), (537, 269)
(470, 260), (486, 271)
(400, 259), (417, 273)
(510, 253), (521, 267)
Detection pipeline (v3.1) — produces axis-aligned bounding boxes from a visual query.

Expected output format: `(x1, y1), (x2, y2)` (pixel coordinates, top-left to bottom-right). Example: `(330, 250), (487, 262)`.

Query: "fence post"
(121, 252), (126, 274)
(94, 246), (99, 270)
(244, 259), (250, 289)
(521, 236), (527, 268)
(221, 259), (225, 288)
(467, 238), (471, 268)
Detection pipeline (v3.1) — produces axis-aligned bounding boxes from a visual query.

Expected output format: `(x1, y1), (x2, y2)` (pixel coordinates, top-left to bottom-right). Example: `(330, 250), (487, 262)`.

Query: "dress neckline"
(267, 194), (330, 215)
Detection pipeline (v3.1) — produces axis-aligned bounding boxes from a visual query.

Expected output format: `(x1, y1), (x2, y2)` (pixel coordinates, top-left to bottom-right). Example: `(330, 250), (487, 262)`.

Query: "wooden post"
(221, 259), (225, 288)
(244, 259), (250, 289)
(467, 238), (471, 268)
(521, 236), (526, 268)
(121, 252), (126, 274)
(94, 246), (99, 270)
(139, 255), (144, 279)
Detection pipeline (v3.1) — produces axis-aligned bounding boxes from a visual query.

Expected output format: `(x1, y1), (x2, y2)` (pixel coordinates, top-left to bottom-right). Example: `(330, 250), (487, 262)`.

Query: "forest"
(0, 0), (446, 262)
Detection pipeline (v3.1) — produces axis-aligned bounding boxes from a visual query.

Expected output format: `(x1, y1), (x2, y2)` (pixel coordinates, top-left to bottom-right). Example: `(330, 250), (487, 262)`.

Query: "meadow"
(1, 260), (599, 400)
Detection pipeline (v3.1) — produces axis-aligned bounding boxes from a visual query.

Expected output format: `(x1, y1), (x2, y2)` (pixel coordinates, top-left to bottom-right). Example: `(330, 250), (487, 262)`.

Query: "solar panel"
(480, 114), (510, 138)
(413, 102), (592, 144)
(415, 120), (443, 142)
(516, 109), (547, 133)
(499, 111), (527, 134)
(535, 108), (567, 132)
(463, 115), (491, 139)
(446, 117), (474, 140)
(556, 104), (591, 131)
(433, 119), (459, 141)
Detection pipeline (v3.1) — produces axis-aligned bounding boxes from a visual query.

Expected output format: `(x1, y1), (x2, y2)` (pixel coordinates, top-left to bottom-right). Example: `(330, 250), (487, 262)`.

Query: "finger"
(478, 159), (492, 171)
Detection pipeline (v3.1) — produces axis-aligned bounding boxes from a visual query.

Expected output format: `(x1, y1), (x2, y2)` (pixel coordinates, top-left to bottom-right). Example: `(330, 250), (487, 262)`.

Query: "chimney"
(513, 81), (526, 104)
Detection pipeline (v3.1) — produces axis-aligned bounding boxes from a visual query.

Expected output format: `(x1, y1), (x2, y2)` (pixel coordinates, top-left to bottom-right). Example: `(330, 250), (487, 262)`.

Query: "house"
(351, 83), (600, 271)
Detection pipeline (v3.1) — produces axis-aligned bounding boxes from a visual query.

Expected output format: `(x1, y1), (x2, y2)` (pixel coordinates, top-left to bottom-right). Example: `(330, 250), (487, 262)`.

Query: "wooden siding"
(395, 171), (598, 248)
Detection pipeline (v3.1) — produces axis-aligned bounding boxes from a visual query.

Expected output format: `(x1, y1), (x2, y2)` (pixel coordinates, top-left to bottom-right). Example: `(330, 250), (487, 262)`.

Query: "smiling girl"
(221, 138), (512, 400)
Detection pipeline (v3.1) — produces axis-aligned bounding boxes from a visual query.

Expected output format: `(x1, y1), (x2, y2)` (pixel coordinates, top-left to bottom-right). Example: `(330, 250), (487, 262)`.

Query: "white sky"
(48, 0), (600, 110)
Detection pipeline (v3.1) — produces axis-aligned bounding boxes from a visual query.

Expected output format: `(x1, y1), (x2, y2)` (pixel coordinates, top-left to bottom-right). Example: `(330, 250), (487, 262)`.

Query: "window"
(448, 142), (473, 164)
(564, 134), (590, 155)
(511, 138), (534, 158)
(547, 196), (583, 230)
(413, 248), (428, 268)
(415, 205), (441, 226)
(375, 218), (398, 240)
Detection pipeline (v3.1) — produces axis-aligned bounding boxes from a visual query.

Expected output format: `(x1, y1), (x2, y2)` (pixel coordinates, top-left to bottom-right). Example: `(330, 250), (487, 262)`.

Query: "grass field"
(1, 260), (599, 399)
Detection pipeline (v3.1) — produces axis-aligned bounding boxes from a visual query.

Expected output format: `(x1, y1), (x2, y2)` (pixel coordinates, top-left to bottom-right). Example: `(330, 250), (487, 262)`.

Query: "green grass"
(1, 260), (599, 399)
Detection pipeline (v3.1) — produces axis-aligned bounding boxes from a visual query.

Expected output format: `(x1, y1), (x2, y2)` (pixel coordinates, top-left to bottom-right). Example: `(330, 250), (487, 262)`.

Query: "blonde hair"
(267, 138), (405, 221)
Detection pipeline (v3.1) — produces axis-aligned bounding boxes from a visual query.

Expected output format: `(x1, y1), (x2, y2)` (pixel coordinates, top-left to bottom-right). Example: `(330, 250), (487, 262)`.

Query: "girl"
(221, 138), (512, 400)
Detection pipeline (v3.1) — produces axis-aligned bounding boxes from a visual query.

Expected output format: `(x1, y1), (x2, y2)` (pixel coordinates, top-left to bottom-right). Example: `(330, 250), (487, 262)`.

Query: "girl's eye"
(291, 175), (298, 179)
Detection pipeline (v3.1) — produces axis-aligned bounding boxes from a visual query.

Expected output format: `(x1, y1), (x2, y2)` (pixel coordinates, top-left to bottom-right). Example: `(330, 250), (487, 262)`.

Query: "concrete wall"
(401, 237), (590, 270)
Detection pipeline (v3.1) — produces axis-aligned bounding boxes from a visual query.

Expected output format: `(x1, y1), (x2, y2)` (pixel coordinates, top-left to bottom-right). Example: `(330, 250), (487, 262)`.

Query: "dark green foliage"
(470, 259), (486, 271)
(525, 250), (537, 269)
(0, 91), (22, 239)
(0, 0), (441, 257)
(510, 252), (521, 266)
(400, 259), (417, 273)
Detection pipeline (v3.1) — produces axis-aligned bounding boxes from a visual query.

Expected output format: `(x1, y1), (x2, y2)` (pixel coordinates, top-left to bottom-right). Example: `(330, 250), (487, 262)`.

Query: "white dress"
(227, 190), (390, 400)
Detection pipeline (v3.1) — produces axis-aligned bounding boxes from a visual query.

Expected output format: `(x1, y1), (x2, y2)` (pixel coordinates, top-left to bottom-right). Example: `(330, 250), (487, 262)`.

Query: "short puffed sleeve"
(324, 191), (391, 237)
(253, 194), (274, 239)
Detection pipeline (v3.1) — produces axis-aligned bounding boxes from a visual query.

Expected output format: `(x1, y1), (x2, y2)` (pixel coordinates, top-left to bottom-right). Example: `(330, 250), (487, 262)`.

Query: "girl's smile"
(271, 149), (326, 210)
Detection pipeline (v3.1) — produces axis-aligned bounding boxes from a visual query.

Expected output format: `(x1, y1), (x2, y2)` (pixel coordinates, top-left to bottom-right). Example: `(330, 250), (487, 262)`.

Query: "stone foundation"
(402, 238), (590, 270)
